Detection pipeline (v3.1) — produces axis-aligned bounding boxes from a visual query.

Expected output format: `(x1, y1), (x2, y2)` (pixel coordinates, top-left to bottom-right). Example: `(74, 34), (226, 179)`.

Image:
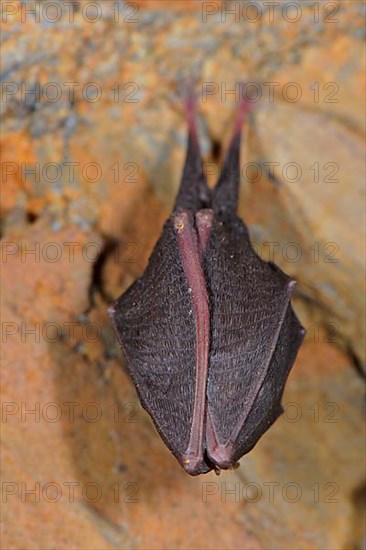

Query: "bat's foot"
(212, 460), (239, 475)
(214, 465), (221, 476)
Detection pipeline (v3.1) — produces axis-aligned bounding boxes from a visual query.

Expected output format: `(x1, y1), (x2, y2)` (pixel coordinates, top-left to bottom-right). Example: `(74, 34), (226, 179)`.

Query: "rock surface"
(1, 1), (365, 549)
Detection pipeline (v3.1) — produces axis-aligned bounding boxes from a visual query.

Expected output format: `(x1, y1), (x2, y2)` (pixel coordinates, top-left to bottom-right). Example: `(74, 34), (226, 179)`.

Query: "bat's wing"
(110, 95), (213, 474)
(203, 214), (305, 468)
(109, 220), (212, 475)
(230, 302), (304, 462)
(173, 91), (210, 212)
(211, 91), (251, 215)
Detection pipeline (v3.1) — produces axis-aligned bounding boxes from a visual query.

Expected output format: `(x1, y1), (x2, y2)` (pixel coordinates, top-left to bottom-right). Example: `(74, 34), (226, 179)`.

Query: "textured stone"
(1, 1), (365, 548)
(237, 338), (365, 550)
(244, 100), (365, 362)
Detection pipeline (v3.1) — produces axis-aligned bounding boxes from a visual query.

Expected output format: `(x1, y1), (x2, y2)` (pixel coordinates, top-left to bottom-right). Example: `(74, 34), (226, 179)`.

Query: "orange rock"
(0, 131), (35, 214)
(1, 1), (365, 547)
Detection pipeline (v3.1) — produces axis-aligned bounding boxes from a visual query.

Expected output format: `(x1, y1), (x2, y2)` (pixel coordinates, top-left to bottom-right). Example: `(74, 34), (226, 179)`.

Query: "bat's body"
(109, 94), (305, 475)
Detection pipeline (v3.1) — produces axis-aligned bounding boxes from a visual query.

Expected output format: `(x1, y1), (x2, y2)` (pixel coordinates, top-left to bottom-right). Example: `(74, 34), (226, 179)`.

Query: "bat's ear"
(211, 88), (252, 216)
(173, 86), (210, 212)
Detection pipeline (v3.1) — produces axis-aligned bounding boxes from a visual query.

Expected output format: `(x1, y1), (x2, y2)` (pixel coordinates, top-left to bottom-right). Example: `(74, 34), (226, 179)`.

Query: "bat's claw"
(107, 305), (116, 318)
(212, 459), (239, 475)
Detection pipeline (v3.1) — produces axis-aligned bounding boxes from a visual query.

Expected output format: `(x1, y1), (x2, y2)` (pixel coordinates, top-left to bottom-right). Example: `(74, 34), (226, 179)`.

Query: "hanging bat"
(109, 91), (305, 476)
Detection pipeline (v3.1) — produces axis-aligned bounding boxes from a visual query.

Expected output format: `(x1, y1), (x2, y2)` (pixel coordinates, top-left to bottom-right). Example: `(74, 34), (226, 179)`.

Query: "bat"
(109, 91), (305, 476)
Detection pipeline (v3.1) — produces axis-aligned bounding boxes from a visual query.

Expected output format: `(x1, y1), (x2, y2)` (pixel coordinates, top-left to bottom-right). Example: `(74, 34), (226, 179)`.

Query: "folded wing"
(203, 215), (304, 467)
(109, 222), (211, 474)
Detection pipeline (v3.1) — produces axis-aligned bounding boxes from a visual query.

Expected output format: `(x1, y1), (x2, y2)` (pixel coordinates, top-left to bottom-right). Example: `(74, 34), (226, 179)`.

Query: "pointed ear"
(173, 87), (210, 212)
(211, 92), (252, 215)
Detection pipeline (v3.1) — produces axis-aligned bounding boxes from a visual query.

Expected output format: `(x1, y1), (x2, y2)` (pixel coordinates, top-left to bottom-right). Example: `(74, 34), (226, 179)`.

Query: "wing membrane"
(110, 221), (211, 473)
(204, 215), (303, 456)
